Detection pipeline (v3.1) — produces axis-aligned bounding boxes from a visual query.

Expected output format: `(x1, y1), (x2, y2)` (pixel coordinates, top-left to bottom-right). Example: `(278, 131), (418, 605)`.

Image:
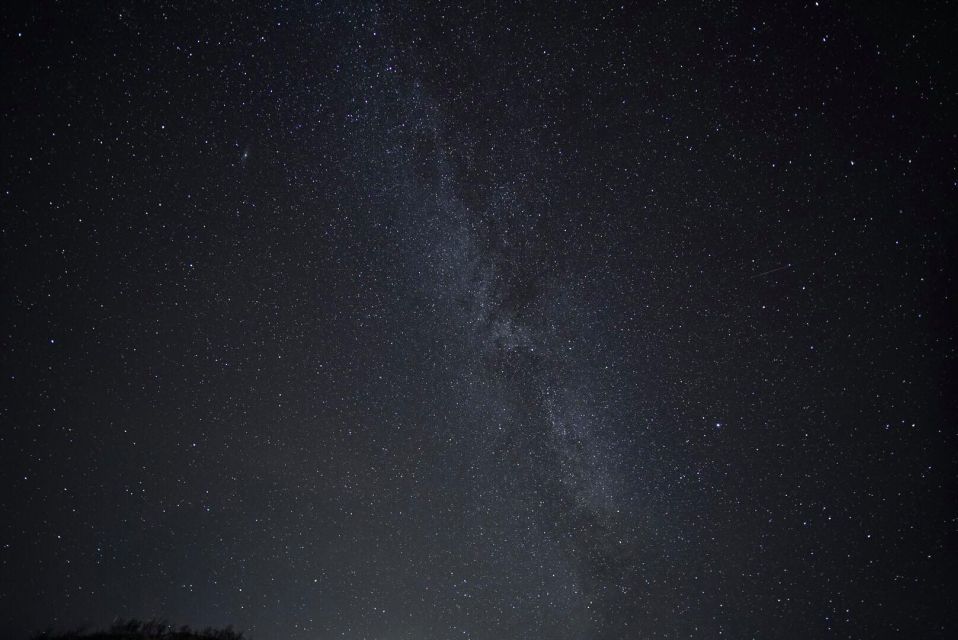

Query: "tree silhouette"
(30, 619), (245, 640)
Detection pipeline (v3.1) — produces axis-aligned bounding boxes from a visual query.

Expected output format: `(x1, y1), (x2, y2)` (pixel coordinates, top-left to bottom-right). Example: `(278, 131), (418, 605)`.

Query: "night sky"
(1, 2), (955, 638)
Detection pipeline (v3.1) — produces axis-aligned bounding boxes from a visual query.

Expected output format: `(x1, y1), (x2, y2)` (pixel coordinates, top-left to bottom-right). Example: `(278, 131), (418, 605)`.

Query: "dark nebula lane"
(1, 2), (954, 639)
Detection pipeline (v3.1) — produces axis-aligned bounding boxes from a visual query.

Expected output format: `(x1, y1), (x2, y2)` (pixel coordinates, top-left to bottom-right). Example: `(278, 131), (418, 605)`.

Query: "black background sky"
(0, 1), (955, 638)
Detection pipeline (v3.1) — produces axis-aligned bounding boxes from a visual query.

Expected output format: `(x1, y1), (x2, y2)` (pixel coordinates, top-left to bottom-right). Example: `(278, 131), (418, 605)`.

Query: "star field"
(0, 2), (954, 639)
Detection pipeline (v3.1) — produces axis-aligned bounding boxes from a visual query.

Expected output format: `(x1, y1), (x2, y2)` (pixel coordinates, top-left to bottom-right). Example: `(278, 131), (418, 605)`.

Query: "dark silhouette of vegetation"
(30, 619), (245, 640)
